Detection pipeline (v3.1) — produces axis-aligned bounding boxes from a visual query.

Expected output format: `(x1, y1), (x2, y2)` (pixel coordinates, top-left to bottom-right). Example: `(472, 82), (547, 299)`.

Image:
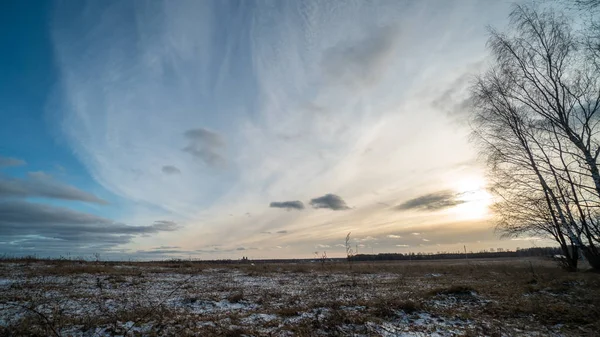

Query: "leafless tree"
(574, 0), (600, 10)
(471, 4), (600, 270)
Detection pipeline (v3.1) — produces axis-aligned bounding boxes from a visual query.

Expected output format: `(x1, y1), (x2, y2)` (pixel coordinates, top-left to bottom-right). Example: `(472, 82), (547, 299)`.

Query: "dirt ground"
(0, 257), (598, 336)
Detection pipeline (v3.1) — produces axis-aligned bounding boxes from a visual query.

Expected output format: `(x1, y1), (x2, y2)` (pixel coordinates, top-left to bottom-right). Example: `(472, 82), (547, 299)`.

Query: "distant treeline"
(347, 247), (563, 262)
(0, 247), (564, 264)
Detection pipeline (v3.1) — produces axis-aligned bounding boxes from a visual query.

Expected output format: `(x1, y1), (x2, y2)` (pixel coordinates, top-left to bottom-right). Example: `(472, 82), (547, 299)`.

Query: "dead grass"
(0, 257), (598, 336)
(427, 285), (477, 296)
(227, 291), (245, 303)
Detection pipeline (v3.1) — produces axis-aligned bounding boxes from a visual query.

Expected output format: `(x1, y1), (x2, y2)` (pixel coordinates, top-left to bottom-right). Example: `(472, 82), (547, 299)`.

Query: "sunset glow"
(0, 0), (539, 260)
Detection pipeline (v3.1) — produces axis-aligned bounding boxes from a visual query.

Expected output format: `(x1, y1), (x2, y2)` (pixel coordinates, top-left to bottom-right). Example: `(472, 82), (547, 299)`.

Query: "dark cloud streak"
(0, 201), (180, 255)
(309, 194), (350, 210)
(0, 171), (107, 204)
(269, 200), (305, 211)
(396, 190), (465, 211)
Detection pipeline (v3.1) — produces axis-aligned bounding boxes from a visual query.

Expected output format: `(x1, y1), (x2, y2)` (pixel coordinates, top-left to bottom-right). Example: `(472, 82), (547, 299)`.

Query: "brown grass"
(0, 257), (598, 336)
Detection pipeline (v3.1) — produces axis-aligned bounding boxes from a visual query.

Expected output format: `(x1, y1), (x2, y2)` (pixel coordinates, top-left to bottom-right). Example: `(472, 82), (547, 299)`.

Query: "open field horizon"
(1, 257), (599, 336)
(2, 1), (600, 335)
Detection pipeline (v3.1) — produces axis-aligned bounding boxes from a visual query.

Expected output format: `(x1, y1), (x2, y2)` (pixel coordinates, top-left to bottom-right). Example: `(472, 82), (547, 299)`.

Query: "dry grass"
(0, 257), (598, 336)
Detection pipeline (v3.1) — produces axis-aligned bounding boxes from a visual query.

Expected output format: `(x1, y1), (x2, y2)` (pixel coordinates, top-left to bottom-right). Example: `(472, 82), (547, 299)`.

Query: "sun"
(450, 176), (493, 220)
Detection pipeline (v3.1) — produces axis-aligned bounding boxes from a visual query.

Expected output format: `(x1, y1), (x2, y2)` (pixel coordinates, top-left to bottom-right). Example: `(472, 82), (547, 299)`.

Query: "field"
(0, 258), (599, 336)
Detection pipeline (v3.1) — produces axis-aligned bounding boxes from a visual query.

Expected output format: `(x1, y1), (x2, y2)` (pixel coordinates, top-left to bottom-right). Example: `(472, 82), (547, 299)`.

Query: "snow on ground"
(0, 259), (595, 336)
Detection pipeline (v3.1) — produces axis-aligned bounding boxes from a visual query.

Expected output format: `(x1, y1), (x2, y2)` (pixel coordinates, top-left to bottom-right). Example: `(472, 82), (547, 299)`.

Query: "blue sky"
(0, 0), (555, 260)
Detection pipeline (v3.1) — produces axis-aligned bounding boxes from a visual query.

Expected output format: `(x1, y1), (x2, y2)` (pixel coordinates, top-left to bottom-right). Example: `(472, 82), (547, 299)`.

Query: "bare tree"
(574, 0), (600, 10)
(471, 4), (600, 270)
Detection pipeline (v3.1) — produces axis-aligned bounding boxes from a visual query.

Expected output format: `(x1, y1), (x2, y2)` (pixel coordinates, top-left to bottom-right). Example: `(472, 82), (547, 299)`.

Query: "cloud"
(193, 246), (258, 254)
(422, 238), (430, 242)
(0, 201), (180, 235)
(182, 128), (226, 168)
(149, 220), (182, 232)
(309, 194), (350, 210)
(322, 25), (399, 87)
(396, 190), (465, 211)
(387, 234), (402, 239)
(136, 249), (193, 255)
(510, 237), (543, 241)
(161, 165), (181, 175)
(0, 156), (25, 168)
(48, 1), (512, 258)
(0, 200), (180, 254)
(316, 244), (330, 248)
(431, 72), (475, 117)
(269, 200), (305, 211)
(395, 244), (409, 247)
(0, 172), (107, 204)
(276, 230), (288, 234)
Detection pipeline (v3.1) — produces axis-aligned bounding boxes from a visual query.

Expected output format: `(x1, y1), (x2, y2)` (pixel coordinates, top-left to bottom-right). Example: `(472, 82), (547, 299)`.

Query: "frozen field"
(0, 258), (598, 336)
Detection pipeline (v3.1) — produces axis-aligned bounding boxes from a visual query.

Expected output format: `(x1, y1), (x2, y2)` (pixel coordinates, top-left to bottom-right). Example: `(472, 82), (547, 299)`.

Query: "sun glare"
(451, 177), (493, 220)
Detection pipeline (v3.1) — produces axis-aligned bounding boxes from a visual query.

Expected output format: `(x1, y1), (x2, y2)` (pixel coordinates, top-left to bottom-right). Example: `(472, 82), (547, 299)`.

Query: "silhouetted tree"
(471, 4), (600, 270)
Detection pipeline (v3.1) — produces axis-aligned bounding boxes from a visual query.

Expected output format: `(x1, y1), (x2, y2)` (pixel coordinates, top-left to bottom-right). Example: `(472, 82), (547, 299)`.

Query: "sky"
(0, 0), (556, 260)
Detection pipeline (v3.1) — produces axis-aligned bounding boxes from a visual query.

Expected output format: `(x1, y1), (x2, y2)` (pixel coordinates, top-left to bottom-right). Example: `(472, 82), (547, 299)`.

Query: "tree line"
(348, 247), (562, 262)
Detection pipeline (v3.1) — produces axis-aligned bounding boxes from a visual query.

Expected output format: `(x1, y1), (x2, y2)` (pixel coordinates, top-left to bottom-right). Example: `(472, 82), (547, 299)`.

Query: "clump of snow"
(0, 279), (14, 287)
(173, 298), (259, 314)
(241, 313), (279, 324)
(365, 311), (472, 337)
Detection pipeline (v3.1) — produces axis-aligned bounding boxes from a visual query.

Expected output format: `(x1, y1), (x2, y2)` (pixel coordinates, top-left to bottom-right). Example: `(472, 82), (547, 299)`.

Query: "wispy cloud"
(49, 0), (513, 258)
(430, 71), (479, 119)
(0, 156), (26, 168)
(182, 128), (226, 168)
(136, 249), (194, 255)
(154, 245), (180, 250)
(0, 171), (107, 204)
(322, 25), (400, 88)
(161, 165), (181, 175)
(356, 236), (377, 242)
